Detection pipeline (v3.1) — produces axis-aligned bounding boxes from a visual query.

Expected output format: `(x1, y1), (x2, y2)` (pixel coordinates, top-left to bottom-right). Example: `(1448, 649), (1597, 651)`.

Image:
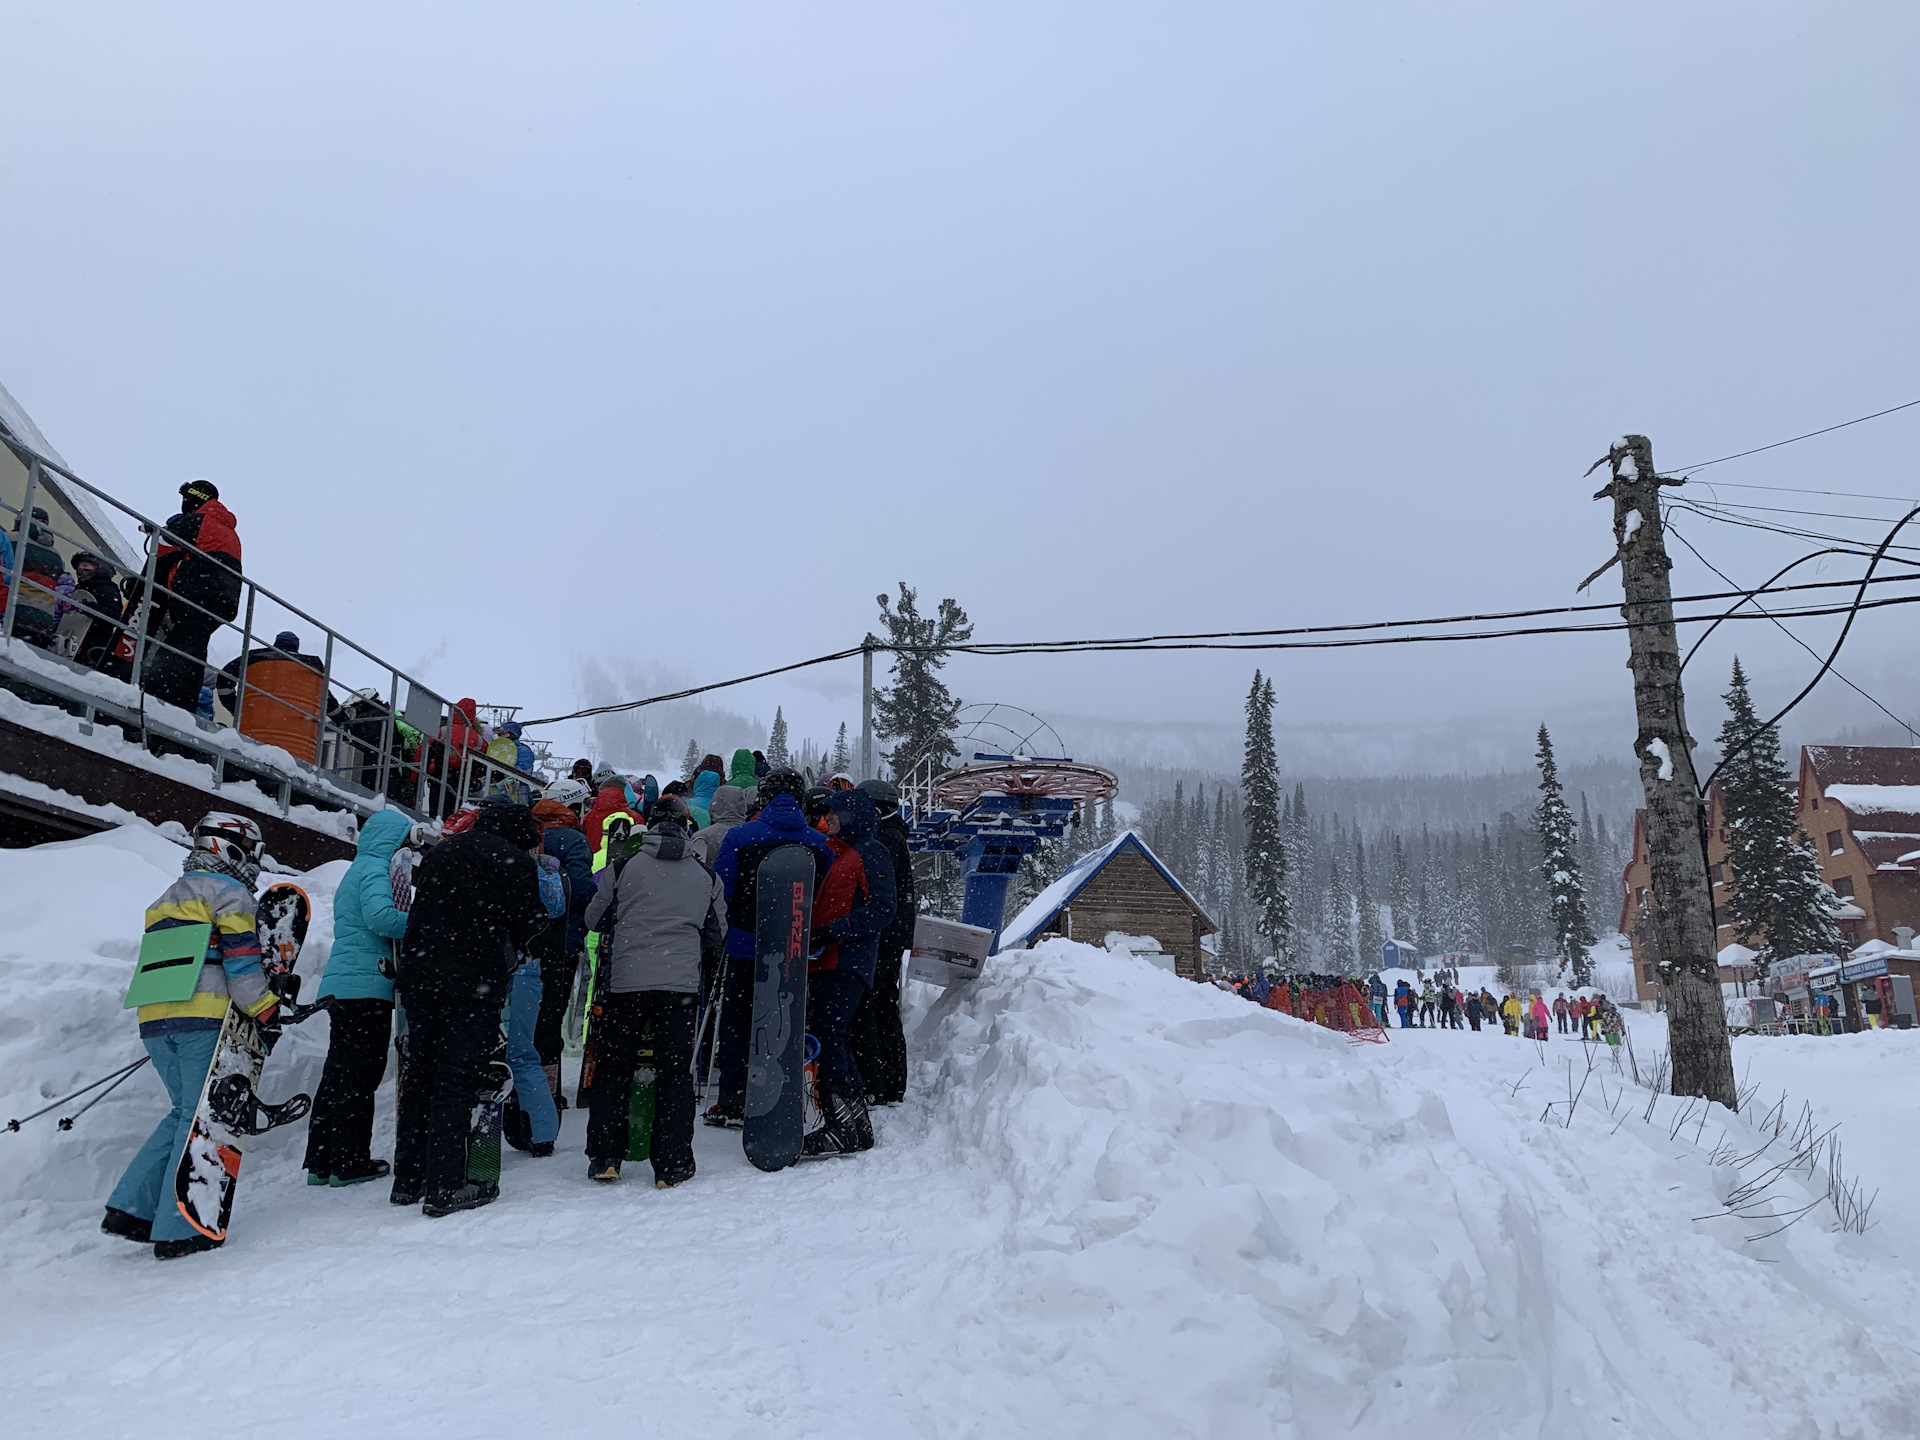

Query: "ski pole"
(57, 1059), (153, 1129)
(702, 955), (728, 1099)
(6, 1056), (150, 1132)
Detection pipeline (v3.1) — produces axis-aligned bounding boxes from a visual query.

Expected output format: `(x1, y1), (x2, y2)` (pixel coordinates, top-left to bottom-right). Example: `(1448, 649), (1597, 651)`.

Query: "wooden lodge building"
(999, 831), (1218, 979)
(1620, 745), (1920, 1008)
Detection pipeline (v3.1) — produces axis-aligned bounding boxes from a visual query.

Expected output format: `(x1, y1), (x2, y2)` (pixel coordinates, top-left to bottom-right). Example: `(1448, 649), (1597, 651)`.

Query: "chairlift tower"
(902, 743), (1117, 949)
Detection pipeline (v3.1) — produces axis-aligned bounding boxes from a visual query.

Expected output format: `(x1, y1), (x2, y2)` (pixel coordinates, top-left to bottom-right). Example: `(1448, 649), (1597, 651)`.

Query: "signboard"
(1840, 954), (1890, 983)
(907, 915), (996, 988)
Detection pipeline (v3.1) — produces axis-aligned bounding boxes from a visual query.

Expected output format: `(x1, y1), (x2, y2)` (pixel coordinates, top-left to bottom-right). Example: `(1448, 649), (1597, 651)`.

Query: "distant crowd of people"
(1218, 967), (1624, 1046)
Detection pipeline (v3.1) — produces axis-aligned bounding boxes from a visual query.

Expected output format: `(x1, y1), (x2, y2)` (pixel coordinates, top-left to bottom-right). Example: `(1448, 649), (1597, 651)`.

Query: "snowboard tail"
(743, 846), (813, 1173)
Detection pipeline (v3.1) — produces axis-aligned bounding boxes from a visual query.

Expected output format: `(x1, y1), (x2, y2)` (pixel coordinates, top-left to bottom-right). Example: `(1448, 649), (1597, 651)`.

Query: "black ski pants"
(302, 998), (392, 1177)
(715, 949), (755, 1109)
(812, 969), (868, 1095)
(587, 989), (697, 1185)
(849, 955), (907, 1103)
(534, 948), (582, 1072)
(393, 992), (497, 1198)
(145, 609), (221, 714)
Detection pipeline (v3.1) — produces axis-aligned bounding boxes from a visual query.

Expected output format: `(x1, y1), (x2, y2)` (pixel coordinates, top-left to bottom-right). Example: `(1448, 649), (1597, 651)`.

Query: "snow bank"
(915, 940), (1920, 1437)
(3, 832), (1917, 1438)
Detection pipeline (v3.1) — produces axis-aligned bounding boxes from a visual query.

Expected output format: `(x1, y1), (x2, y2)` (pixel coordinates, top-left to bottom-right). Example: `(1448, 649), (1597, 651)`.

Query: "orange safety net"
(1263, 980), (1389, 1044)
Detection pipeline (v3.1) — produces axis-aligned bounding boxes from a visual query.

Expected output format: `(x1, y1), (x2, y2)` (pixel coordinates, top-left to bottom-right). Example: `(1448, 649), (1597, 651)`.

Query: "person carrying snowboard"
(707, 769), (832, 1126)
(579, 795), (726, 1186)
(103, 813), (277, 1260)
(391, 804), (549, 1217)
(801, 787), (897, 1158)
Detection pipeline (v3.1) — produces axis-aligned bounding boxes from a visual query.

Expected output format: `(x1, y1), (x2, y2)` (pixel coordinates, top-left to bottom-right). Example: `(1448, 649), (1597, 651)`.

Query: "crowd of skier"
(101, 748), (915, 1259)
(1220, 968), (1626, 1045)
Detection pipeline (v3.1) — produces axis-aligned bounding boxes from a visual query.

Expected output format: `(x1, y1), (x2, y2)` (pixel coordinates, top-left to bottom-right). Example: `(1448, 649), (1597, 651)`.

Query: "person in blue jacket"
(304, 808), (413, 1186)
(707, 769), (833, 1124)
(690, 767), (721, 829)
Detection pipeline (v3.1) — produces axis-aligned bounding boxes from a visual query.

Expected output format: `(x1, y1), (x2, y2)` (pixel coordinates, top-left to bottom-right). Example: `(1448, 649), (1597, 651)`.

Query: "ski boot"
(101, 1207), (152, 1244)
(422, 1180), (500, 1218)
(588, 1158), (621, 1183)
(154, 1234), (223, 1261)
(330, 1159), (391, 1187)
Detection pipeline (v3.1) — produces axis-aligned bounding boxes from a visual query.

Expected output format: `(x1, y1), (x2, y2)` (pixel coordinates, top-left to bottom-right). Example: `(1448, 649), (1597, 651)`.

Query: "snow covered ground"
(3, 826), (1918, 1438)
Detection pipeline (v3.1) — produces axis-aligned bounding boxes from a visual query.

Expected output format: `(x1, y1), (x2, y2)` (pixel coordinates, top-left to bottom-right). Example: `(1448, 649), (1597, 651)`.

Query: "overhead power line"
(1666, 398), (1920, 474)
(520, 578), (1920, 727)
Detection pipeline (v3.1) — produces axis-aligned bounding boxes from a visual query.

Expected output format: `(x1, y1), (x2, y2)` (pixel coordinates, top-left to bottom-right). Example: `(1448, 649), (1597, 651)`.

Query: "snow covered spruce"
(81, 760), (914, 1252)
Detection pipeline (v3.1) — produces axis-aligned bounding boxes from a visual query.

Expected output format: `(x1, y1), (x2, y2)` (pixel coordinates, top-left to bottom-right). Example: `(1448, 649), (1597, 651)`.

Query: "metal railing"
(0, 431), (546, 827)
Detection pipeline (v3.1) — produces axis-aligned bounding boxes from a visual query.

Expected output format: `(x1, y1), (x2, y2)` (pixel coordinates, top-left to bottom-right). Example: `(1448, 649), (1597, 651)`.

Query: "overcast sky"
(4, 2), (1917, 769)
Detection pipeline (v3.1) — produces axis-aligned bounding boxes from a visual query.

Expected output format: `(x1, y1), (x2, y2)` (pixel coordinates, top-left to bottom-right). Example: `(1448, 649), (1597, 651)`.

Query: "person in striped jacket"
(102, 813), (279, 1260)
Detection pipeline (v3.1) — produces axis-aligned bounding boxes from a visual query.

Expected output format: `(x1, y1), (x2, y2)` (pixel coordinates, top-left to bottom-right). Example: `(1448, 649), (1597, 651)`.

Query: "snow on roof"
(1823, 783), (1920, 816)
(999, 829), (1213, 950)
(1850, 939), (1895, 958)
(0, 378), (144, 572)
(1717, 942), (1760, 965)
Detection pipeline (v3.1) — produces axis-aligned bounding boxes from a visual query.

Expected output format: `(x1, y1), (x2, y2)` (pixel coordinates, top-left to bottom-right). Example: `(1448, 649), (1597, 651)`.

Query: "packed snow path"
(3, 828), (1918, 1438)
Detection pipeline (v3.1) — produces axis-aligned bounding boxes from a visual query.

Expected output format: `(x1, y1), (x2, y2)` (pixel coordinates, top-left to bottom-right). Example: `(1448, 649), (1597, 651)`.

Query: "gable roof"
(0, 379), (144, 572)
(1000, 828), (1217, 950)
(1804, 746), (1920, 872)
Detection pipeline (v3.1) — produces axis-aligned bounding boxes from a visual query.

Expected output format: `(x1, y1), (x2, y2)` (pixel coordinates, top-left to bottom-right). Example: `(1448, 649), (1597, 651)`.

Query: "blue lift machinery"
(902, 751), (1118, 949)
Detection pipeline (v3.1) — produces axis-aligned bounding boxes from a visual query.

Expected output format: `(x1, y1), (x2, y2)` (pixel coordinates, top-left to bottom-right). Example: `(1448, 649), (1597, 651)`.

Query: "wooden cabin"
(999, 831), (1218, 980)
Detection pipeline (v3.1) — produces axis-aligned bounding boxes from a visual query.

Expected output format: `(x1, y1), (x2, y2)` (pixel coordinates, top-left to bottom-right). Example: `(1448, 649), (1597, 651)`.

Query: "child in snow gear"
(304, 809), (412, 1187)
(104, 813), (277, 1259)
(391, 804), (548, 1216)
(580, 795), (725, 1186)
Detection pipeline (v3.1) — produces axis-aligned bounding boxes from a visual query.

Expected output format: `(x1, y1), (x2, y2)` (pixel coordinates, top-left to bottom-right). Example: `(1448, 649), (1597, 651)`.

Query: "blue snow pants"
(107, 1030), (220, 1244)
(509, 961), (559, 1145)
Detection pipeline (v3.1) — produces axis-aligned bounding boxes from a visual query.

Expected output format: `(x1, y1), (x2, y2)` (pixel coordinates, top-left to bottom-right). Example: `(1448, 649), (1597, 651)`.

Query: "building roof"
(999, 829), (1217, 950)
(1803, 747), (1920, 874)
(0, 378), (145, 572)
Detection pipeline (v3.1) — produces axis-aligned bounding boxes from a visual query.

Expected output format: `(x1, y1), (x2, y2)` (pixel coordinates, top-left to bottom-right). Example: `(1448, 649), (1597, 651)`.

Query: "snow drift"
(2, 828), (1917, 1438)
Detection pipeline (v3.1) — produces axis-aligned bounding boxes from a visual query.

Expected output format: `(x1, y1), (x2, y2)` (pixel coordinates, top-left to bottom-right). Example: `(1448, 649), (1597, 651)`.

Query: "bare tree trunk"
(1595, 435), (1737, 1108)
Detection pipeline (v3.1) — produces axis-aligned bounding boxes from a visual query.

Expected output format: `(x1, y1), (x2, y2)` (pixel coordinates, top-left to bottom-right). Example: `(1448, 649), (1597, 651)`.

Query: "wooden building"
(1618, 744), (1920, 1006)
(999, 831), (1218, 980)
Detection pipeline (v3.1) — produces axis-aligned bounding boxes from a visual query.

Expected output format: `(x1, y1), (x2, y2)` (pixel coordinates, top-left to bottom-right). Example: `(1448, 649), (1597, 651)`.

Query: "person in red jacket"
(145, 479), (243, 714)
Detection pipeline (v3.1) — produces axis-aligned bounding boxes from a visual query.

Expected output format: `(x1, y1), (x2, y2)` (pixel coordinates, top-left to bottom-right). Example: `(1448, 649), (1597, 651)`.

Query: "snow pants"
(392, 993), (497, 1199)
(145, 609), (221, 714)
(533, 948), (582, 1075)
(715, 948), (755, 1109)
(849, 954), (907, 1104)
(302, 998), (392, 1178)
(107, 1029), (219, 1244)
(586, 989), (697, 1185)
(507, 962), (559, 1146)
(1397, 1006), (1411, 1028)
(811, 969), (869, 1095)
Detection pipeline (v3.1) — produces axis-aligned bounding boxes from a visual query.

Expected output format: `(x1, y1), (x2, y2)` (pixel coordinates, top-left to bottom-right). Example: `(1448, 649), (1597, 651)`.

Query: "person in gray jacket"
(690, 783), (750, 867)
(580, 795), (725, 1187)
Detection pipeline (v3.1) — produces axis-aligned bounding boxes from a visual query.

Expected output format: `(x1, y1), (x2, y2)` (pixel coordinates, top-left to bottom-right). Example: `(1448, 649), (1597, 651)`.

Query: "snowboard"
(626, 1018), (655, 1163)
(388, 845), (419, 1129)
(465, 1001), (513, 1185)
(743, 845), (813, 1173)
(172, 883), (312, 1241)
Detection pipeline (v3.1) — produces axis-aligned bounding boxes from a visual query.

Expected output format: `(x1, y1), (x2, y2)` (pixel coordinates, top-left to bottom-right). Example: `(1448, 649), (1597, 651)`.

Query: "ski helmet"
(191, 812), (265, 883)
(646, 795), (691, 830)
(757, 768), (807, 805)
(542, 778), (591, 811)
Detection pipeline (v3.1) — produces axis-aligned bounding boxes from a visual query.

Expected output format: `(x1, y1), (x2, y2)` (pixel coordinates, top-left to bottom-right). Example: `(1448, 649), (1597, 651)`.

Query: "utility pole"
(1590, 435), (1737, 1108)
(860, 635), (876, 780)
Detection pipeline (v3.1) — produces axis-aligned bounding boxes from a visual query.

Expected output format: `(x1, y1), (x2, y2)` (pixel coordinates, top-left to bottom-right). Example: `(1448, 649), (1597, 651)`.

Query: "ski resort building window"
(1828, 830), (1846, 855)
(1833, 876), (1855, 899)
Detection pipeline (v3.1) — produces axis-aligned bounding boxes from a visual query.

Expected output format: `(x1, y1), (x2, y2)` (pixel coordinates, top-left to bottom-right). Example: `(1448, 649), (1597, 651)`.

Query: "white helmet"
(542, 779), (591, 810)
(192, 812), (265, 883)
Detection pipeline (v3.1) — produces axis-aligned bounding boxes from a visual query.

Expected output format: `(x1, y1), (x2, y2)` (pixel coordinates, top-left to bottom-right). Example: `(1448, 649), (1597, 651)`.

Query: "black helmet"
(858, 778), (900, 815)
(647, 795), (691, 830)
(801, 786), (833, 824)
(757, 768), (806, 804)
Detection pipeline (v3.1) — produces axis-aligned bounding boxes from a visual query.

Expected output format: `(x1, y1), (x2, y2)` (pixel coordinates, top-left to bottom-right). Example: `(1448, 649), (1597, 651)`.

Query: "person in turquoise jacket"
(304, 808), (413, 1185)
(690, 768), (721, 829)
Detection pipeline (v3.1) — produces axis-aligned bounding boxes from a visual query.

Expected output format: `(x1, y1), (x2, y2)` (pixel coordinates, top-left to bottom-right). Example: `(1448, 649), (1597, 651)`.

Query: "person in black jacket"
(145, 480), (244, 714)
(850, 779), (914, 1105)
(391, 803), (549, 1216)
(68, 552), (132, 679)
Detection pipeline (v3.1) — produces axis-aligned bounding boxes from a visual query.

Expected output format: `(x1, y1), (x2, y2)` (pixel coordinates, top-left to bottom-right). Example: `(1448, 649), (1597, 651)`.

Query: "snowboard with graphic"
(744, 845), (812, 1172)
(171, 882), (311, 1241)
(466, 1002), (513, 1185)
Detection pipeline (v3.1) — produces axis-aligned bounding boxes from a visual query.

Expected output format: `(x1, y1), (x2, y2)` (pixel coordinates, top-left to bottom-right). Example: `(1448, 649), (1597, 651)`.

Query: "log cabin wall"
(1044, 849), (1212, 979)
